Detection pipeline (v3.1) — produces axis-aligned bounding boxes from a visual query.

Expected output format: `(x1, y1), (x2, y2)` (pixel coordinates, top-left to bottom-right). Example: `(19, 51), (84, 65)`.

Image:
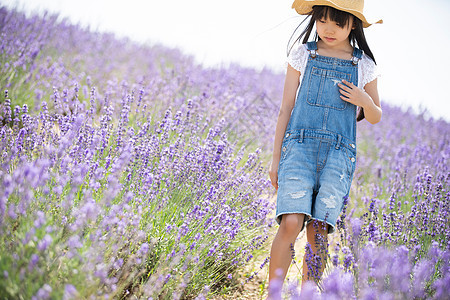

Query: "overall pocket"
(306, 67), (352, 110)
(342, 146), (357, 177)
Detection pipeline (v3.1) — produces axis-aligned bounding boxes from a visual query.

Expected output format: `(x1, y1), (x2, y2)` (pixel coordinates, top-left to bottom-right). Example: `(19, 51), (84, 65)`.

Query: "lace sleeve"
(286, 43), (308, 73)
(358, 54), (381, 89)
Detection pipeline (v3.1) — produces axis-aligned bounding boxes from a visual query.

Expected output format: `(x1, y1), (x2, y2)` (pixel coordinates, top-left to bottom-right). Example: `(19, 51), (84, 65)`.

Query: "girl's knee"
(280, 214), (305, 237)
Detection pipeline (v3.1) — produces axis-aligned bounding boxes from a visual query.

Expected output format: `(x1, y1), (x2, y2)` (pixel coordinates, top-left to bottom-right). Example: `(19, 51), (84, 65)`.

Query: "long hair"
(287, 5), (376, 121)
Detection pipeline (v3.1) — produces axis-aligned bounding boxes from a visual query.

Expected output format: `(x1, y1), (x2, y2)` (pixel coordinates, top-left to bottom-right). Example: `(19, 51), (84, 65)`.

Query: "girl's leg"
(302, 220), (329, 284)
(268, 213), (305, 284)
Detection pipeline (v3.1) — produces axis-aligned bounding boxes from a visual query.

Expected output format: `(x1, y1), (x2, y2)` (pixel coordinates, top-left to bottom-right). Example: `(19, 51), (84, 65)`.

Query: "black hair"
(287, 5), (376, 121)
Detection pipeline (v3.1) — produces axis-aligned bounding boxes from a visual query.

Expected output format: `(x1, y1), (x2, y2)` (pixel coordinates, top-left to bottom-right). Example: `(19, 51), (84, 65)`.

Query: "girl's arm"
(338, 78), (381, 124)
(269, 64), (300, 190)
(361, 79), (381, 124)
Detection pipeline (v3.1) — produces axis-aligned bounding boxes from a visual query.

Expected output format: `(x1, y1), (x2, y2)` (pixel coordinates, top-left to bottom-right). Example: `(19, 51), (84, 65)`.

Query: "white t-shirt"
(287, 43), (380, 89)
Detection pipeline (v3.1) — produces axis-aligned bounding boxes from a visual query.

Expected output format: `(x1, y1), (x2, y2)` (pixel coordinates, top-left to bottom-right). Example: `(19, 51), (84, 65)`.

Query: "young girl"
(268, 0), (382, 288)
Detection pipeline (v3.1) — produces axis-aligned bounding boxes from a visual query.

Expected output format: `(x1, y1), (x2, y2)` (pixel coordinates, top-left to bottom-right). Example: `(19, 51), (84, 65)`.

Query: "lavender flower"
(37, 234), (52, 251)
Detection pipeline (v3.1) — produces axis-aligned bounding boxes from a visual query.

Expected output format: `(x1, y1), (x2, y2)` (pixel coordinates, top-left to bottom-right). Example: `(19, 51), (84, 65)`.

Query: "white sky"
(3, 0), (450, 121)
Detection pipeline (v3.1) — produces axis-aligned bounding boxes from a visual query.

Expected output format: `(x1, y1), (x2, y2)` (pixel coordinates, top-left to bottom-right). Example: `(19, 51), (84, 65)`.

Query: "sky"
(3, 0), (450, 121)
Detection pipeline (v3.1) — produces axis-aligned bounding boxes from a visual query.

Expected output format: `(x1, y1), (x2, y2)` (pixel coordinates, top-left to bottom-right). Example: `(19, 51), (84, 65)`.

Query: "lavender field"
(0, 7), (449, 300)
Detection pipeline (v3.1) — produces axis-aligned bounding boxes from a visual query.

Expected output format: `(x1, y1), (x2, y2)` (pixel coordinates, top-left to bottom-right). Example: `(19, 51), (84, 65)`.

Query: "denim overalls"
(276, 41), (362, 233)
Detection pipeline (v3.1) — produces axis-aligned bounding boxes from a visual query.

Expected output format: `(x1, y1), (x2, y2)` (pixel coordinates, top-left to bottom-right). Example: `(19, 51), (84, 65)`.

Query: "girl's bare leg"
(268, 213), (305, 284)
(302, 220), (329, 284)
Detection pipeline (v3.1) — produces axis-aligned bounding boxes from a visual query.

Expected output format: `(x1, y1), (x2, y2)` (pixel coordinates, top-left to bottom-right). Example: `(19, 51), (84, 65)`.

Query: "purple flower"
(32, 284), (52, 300)
(433, 272), (450, 299)
(299, 281), (319, 299)
(165, 224), (174, 234)
(350, 217), (362, 238)
(28, 253), (39, 271)
(322, 268), (354, 298)
(8, 204), (17, 219)
(113, 258), (124, 270)
(267, 278), (282, 300)
(34, 211), (46, 228)
(37, 234), (53, 251)
(67, 236), (82, 249)
(63, 284), (78, 300)
(138, 242), (149, 255)
(78, 199), (99, 221)
(411, 259), (433, 298)
(342, 247), (355, 270)
(267, 268), (283, 300)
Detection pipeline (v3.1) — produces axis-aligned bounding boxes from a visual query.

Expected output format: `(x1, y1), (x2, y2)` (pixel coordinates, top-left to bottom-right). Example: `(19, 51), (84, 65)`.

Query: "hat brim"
(292, 0), (383, 28)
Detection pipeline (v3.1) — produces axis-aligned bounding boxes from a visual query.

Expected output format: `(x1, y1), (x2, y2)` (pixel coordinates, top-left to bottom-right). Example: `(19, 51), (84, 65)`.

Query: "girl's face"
(316, 14), (354, 47)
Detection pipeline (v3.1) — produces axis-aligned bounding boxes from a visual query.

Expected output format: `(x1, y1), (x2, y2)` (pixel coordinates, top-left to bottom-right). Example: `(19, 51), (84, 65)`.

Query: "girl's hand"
(269, 158), (279, 191)
(338, 79), (373, 109)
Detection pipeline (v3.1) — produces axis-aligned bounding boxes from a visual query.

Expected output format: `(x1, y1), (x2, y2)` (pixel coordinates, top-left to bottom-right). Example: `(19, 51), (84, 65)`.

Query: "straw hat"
(291, 0), (383, 28)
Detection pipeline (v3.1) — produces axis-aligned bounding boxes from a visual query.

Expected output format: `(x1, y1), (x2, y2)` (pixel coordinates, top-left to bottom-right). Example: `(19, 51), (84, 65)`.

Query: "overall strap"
(306, 41), (318, 58)
(351, 47), (363, 65)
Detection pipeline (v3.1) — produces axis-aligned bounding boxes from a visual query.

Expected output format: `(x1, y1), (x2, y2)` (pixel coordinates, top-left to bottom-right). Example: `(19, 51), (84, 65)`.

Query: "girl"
(268, 0), (382, 288)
